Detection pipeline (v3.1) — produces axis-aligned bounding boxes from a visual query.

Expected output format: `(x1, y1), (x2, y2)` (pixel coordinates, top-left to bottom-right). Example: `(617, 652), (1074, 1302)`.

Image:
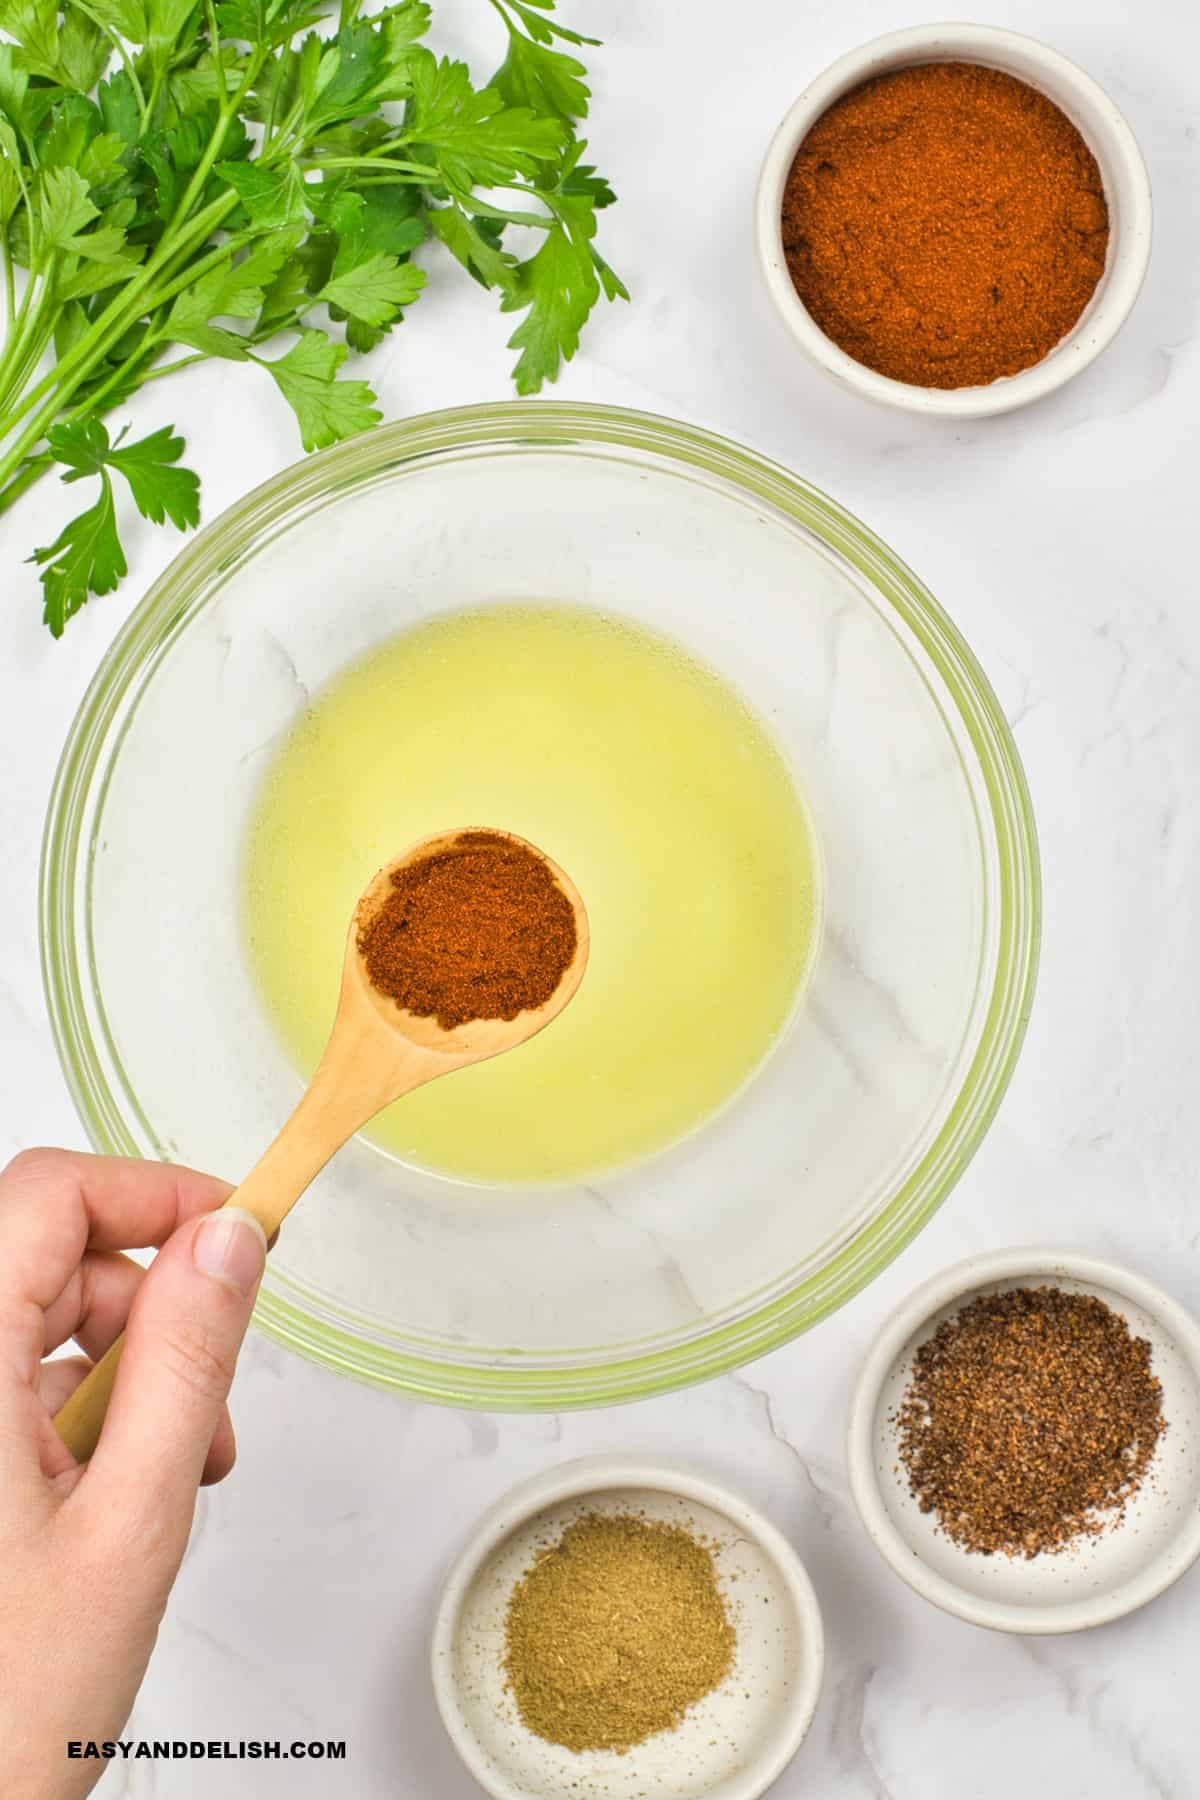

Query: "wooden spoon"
(54, 828), (589, 1462)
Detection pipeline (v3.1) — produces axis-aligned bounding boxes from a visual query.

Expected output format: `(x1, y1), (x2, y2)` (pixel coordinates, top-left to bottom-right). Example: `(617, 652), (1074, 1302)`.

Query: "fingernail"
(193, 1207), (268, 1298)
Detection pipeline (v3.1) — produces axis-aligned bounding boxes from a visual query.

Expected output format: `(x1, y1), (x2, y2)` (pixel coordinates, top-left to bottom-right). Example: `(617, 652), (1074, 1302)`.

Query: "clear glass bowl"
(40, 403), (1039, 1409)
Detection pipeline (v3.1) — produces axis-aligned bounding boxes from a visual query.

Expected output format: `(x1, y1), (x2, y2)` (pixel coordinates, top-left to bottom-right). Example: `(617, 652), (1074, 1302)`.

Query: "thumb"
(85, 1207), (266, 1551)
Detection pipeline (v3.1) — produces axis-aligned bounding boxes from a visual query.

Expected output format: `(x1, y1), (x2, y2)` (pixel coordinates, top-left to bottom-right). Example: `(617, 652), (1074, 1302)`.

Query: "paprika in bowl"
(41, 402), (1039, 1409)
(756, 24), (1152, 417)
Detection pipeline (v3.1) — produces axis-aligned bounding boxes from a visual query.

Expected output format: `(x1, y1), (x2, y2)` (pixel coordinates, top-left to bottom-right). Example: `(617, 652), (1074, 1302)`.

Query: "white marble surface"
(2, 0), (1199, 1792)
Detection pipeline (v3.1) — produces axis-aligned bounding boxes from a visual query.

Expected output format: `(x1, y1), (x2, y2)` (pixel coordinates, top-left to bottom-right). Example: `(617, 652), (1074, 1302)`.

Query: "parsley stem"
(59, 226), (260, 426)
(0, 215), (233, 485)
(205, 0), (229, 97)
(3, 152), (36, 265)
(331, 176), (431, 189)
(0, 451), (52, 517)
(0, 191), (239, 446)
(0, 204), (276, 488)
(0, 272), (36, 400)
(455, 191), (553, 229)
(65, 343), (162, 422)
(138, 220), (276, 316)
(137, 350), (208, 383)
(262, 97), (305, 155)
(0, 272), (54, 420)
(250, 311), (301, 342)
(145, 62), (168, 124)
(61, 346), (207, 430)
(159, 51), (264, 244)
(300, 156), (440, 179)
(7, 198), (213, 427)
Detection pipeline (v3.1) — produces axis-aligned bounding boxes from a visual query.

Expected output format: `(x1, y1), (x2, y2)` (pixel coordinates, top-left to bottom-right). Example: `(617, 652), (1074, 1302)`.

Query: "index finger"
(0, 1150), (231, 1365)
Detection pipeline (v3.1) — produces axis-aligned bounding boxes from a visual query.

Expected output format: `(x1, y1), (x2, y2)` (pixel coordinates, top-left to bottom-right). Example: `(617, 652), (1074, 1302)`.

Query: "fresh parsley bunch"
(0, 0), (624, 634)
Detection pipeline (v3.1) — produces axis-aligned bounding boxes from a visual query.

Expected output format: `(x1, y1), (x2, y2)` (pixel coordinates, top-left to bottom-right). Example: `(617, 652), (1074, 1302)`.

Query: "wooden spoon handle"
(53, 961), (444, 1462)
(52, 1158), (332, 1464)
(52, 1065), (393, 1463)
(53, 1337), (127, 1463)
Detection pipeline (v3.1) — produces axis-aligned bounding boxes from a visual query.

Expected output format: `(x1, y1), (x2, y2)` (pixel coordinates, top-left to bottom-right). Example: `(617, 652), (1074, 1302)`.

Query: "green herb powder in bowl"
(503, 1512), (736, 1754)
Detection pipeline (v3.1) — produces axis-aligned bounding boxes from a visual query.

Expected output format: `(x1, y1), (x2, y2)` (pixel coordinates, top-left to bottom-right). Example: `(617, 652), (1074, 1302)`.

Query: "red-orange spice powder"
(781, 62), (1110, 389)
(357, 830), (576, 1030)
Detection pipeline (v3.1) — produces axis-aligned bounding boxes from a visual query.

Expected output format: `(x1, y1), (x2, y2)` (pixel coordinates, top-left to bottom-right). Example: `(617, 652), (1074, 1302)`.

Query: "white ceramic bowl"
(431, 1457), (824, 1799)
(756, 24), (1153, 416)
(848, 1250), (1200, 1633)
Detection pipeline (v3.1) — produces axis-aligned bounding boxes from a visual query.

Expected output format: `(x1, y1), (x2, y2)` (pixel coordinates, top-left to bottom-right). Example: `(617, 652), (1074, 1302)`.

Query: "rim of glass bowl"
(40, 401), (1041, 1410)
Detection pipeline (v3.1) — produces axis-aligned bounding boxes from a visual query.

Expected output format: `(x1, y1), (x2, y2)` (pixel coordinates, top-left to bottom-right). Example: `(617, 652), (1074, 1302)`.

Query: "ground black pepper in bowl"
(895, 1286), (1166, 1558)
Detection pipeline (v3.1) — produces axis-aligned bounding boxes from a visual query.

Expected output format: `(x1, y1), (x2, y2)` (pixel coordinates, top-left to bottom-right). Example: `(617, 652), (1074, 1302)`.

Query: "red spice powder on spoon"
(357, 830), (577, 1030)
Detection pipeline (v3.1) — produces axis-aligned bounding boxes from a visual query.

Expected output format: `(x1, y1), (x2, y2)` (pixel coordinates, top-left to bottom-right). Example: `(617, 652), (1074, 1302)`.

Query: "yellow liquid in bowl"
(243, 605), (820, 1183)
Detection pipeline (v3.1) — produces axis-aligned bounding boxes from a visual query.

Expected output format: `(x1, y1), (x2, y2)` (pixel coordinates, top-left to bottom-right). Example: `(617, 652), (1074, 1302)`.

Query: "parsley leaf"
(0, 40), (32, 124)
(84, 0), (149, 42)
(31, 477), (125, 636)
(304, 22), (404, 128)
(406, 50), (566, 188)
(47, 416), (112, 479)
(215, 159), (306, 226)
(502, 175), (626, 392)
(430, 202), (516, 292)
(107, 424), (201, 528)
(502, 215), (593, 393)
(319, 253), (426, 327)
(58, 243), (146, 301)
(502, 0), (598, 46)
(96, 68), (141, 142)
(31, 419), (200, 629)
(58, 10), (110, 93)
(0, 0), (62, 85)
(492, 26), (590, 124)
(261, 331), (381, 450)
(38, 166), (100, 248)
(322, 184), (426, 261)
(166, 226), (304, 354)
(0, 158), (24, 233)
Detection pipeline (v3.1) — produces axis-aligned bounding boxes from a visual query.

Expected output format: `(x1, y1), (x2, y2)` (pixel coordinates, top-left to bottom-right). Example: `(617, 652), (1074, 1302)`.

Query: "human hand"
(0, 1149), (267, 1800)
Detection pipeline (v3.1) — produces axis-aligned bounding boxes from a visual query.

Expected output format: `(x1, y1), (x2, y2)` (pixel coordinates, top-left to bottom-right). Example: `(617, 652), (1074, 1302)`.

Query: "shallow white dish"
(756, 24), (1153, 417)
(848, 1249), (1200, 1633)
(431, 1456), (824, 1799)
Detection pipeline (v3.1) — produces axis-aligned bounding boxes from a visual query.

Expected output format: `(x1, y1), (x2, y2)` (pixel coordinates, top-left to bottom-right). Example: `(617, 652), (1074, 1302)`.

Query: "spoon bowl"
(53, 827), (588, 1461)
(348, 828), (590, 1062)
